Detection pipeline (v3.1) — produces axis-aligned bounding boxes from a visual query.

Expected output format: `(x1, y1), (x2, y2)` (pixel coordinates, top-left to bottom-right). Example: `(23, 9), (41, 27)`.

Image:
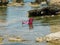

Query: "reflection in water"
(40, 16), (60, 25)
(0, 7), (7, 23)
(28, 17), (33, 29)
(38, 16), (60, 33)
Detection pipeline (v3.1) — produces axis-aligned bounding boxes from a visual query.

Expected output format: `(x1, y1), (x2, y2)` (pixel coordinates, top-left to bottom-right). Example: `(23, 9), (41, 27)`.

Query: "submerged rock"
(0, 37), (4, 43)
(8, 37), (26, 42)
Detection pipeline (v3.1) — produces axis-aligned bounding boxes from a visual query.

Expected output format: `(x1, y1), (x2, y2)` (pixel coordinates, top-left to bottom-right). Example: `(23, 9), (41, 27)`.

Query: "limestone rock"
(8, 37), (25, 42)
(45, 32), (60, 43)
(49, 0), (60, 6)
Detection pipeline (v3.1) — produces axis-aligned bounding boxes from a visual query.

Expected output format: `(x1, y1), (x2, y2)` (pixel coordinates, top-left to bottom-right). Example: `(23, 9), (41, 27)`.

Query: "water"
(9, 0), (35, 3)
(0, 2), (60, 45)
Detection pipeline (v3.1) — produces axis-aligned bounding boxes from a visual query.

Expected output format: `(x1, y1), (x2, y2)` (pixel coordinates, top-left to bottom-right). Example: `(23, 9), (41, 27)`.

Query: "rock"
(28, 7), (60, 17)
(8, 2), (24, 6)
(49, 0), (60, 6)
(8, 37), (25, 42)
(35, 0), (41, 4)
(29, 3), (40, 7)
(51, 15), (54, 17)
(45, 32), (60, 43)
(36, 37), (44, 42)
(0, 0), (9, 6)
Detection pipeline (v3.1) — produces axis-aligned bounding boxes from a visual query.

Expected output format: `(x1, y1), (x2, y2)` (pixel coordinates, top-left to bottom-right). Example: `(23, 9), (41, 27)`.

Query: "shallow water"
(0, 2), (60, 45)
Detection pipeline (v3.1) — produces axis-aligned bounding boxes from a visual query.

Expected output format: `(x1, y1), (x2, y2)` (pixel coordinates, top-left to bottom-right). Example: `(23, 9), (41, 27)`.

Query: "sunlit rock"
(45, 32), (60, 43)
(29, 3), (40, 7)
(49, 0), (60, 6)
(8, 2), (24, 6)
(36, 37), (44, 42)
(8, 37), (25, 42)
(51, 15), (54, 17)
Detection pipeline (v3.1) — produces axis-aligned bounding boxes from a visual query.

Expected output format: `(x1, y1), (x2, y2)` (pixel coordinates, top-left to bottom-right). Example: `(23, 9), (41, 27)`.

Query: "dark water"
(0, 2), (60, 45)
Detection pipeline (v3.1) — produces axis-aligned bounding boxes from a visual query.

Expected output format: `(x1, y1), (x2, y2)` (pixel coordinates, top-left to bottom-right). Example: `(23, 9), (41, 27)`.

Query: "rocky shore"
(45, 32), (60, 43)
(49, 0), (60, 7)
(7, 2), (24, 6)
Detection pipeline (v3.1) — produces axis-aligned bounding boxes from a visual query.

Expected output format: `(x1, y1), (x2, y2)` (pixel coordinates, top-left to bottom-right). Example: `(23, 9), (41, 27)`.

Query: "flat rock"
(45, 32), (60, 43)
(49, 0), (60, 6)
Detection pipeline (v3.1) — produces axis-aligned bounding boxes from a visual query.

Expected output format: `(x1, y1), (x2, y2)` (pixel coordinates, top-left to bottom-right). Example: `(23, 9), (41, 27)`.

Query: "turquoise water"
(0, 2), (60, 45)
(9, 0), (35, 3)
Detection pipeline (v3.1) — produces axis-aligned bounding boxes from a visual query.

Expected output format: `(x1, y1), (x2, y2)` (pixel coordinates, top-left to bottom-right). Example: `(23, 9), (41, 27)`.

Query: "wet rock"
(28, 7), (60, 17)
(35, 0), (41, 4)
(8, 2), (24, 6)
(0, 37), (4, 43)
(31, 0), (41, 4)
(0, 0), (9, 6)
(16, 0), (24, 3)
